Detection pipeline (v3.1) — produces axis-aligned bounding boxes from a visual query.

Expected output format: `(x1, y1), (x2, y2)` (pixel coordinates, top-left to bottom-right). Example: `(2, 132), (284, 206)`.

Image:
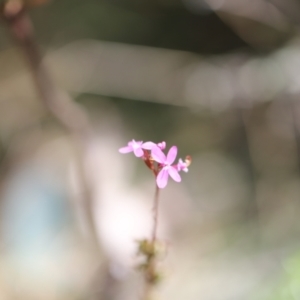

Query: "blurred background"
(1, 0), (300, 299)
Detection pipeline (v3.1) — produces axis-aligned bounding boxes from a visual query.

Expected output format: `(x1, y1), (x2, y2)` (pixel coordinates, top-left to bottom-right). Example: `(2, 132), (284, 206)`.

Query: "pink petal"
(151, 146), (166, 163)
(142, 141), (156, 150)
(119, 146), (133, 153)
(133, 147), (144, 157)
(168, 167), (181, 182)
(156, 168), (169, 189)
(167, 146), (177, 164)
(128, 139), (142, 147)
(158, 141), (166, 150)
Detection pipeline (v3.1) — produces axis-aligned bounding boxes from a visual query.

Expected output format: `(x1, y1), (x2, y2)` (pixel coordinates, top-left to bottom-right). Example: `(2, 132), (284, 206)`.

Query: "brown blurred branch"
(1, 0), (91, 137)
(0, 0), (101, 253)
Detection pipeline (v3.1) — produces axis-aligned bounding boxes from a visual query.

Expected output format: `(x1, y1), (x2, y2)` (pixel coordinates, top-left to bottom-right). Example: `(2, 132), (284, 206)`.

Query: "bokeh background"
(1, 0), (300, 299)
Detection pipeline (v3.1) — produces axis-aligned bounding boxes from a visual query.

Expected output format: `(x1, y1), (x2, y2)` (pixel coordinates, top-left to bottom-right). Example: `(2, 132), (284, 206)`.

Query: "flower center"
(132, 142), (139, 149)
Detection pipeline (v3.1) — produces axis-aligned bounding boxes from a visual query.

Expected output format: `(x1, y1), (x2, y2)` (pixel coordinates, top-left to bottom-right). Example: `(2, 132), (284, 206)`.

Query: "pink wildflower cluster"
(119, 139), (191, 189)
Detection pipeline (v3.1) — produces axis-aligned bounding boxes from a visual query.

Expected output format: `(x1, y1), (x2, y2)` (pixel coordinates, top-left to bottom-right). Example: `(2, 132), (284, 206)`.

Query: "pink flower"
(119, 139), (190, 188)
(157, 141), (166, 150)
(177, 158), (189, 173)
(151, 145), (181, 189)
(119, 140), (155, 157)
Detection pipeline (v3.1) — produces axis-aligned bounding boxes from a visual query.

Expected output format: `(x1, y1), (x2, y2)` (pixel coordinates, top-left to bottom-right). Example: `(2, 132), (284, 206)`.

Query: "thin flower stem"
(151, 184), (160, 245)
(142, 184), (160, 300)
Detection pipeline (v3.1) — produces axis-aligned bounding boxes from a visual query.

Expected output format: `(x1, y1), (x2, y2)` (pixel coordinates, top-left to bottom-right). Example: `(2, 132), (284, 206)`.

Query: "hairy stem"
(143, 184), (160, 300)
(151, 184), (160, 244)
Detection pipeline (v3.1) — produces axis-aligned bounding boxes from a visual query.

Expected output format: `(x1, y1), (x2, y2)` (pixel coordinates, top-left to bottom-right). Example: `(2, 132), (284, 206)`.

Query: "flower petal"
(142, 141), (156, 150)
(158, 141), (166, 150)
(169, 167), (181, 182)
(133, 147), (144, 157)
(151, 146), (166, 163)
(156, 168), (169, 189)
(167, 146), (177, 164)
(119, 146), (133, 153)
(129, 140), (143, 148)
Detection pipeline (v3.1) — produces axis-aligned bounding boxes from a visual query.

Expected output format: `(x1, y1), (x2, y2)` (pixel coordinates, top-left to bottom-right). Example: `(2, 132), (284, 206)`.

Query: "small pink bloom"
(151, 146), (181, 189)
(177, 158), (189, 173)
(119, 139), (144, 157)
(119, 140), (156, 157)
(157, 141), (166, 150)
